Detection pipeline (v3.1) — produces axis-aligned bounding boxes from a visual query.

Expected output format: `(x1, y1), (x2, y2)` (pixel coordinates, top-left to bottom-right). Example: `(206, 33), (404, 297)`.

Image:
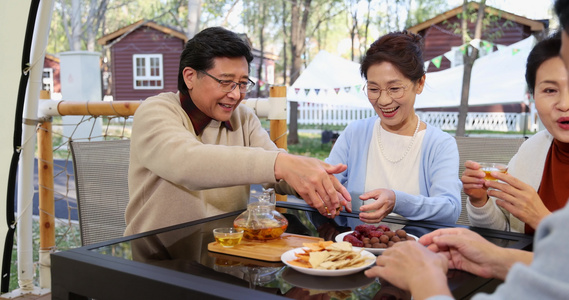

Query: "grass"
(9, 219), (81, 291)
(287, 132), (333, 161)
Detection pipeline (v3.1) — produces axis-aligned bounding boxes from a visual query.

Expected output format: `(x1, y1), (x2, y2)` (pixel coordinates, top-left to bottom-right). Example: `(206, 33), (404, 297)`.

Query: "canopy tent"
(416, 36), (536, 109)
(287, 50), (371, 108)
(288, 36), (536, 110)
(0, 0), (32, 292)
(1, 0), (55, 294)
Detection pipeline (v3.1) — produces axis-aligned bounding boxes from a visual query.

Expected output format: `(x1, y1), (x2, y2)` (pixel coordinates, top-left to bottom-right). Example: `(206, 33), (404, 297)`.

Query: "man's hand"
(419, 227), (532, 280)
(274, 153), (351, 217)
(365, 241), (451, 299)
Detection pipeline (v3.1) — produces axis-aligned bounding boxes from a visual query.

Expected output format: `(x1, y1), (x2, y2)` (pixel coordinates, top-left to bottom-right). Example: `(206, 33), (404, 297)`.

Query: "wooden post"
(37, 90), (54, 288)
(269, 86), (288, 203)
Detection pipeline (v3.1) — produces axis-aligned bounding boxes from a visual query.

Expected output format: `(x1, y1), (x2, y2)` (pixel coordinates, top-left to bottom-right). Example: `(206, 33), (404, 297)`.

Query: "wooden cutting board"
(208, 233), (323, 262)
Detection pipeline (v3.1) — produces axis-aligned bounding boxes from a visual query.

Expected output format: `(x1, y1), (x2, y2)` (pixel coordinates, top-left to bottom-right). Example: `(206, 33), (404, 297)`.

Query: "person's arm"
(419, 227), (533, 280)
(131, 98), (280, 190)
(392, 132), (462, 223)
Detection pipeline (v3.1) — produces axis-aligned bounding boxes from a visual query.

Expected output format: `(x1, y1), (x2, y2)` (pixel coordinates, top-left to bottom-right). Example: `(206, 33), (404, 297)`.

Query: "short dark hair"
(525, 32), (562, 95)
(555, 0), (569, 32)
(177, 27), (254, 96)
(360, 31), (425, 82)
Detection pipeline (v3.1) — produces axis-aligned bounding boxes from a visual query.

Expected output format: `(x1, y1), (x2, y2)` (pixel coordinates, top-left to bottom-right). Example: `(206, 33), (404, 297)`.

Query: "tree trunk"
(70, 0), (82, 50)
(281, 0), (289, 86)
(288, 0), (311, 145)
(456, 0), (485, 137)
(456, 53), (477, 136)
(256, 1), (266, 96)
(187, 0), (201, 38)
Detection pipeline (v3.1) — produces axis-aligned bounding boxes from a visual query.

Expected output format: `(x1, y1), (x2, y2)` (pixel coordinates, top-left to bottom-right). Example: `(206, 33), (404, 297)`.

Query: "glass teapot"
(233, 188), (288, 240)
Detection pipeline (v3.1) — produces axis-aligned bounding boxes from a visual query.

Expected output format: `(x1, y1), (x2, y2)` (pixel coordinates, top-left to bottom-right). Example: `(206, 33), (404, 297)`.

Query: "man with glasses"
(125, 27), (350, 235)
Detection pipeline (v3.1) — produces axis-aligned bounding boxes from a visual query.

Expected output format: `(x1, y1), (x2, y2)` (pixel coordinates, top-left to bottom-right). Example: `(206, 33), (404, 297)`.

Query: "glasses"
(199, 70), (255, 94)
(364, 83), (410, 101)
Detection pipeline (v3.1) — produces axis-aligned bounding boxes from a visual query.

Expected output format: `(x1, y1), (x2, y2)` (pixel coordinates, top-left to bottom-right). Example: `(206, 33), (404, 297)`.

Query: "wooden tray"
(208, 233), (323, 262)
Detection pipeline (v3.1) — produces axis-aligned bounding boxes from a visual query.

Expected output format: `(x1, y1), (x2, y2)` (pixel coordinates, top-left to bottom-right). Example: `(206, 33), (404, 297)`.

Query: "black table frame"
(51, 202), (533, 300)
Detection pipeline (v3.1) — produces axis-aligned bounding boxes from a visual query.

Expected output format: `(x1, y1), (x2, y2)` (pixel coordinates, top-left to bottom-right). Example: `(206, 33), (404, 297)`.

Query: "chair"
(454, 136), (527, 225)
(70, 139), (131, 246)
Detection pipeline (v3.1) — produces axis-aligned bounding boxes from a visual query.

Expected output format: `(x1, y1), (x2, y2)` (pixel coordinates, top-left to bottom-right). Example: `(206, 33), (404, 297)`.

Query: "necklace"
(377, 113), (421, 164)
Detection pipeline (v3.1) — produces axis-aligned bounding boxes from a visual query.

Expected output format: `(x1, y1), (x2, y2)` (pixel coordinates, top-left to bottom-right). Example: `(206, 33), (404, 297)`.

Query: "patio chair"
(454, 136), (527, 226)
(70, 139), (131, 246)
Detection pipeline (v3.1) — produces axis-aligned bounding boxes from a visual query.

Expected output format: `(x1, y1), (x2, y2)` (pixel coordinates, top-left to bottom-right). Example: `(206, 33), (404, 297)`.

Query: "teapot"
(233, 188), (288, 240)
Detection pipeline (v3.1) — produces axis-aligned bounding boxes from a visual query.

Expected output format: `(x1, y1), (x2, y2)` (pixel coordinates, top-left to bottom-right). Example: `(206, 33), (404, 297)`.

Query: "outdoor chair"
(454, 136), (527, 226)
(70, 139), (131, 246)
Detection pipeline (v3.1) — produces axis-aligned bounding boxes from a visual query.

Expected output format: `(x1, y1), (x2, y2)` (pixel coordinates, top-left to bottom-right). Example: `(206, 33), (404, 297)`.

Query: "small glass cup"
(479, 162), (508, 181)
(213, 228), (244, 248)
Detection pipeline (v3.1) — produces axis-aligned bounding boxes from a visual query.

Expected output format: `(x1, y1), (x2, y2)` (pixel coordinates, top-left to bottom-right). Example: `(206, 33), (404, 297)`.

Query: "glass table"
(51, 202), (533, 300)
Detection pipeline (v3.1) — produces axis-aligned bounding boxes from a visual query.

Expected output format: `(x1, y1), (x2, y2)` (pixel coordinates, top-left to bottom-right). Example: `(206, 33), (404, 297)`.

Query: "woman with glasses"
(463, 33), (569, 234)
(326, 31), (461, 224)
(125, 27), (350, 235)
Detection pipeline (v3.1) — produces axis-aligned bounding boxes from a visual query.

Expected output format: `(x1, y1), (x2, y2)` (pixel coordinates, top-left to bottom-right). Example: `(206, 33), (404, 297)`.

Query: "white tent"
(287, 50), (371, 108)
(416, 36), (536, 109)
(289, 37), (536, 110)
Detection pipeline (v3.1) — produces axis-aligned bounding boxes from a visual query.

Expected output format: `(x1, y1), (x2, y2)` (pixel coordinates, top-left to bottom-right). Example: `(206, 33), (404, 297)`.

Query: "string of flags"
(424, 38), (522, 70)
(293, 84), (363, 97)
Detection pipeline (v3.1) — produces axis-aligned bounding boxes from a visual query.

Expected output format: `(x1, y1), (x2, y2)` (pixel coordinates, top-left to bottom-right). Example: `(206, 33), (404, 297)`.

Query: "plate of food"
(281, 241), (376, 277)
(335, 229), (419, 255)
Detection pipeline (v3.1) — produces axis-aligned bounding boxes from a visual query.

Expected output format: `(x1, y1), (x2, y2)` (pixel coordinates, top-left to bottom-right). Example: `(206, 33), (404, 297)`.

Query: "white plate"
(335, 231), (419, 255)
(280, 247), (376, 277)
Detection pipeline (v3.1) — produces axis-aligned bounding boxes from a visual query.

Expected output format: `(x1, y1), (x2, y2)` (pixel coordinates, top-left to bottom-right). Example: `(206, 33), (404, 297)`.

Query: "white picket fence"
(108, 99), (535, 132)
(289, 102), (535, 132)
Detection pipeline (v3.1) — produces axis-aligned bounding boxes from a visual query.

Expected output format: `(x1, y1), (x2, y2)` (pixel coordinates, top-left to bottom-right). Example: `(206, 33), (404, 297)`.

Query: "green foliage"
(287, 132), (334, 161)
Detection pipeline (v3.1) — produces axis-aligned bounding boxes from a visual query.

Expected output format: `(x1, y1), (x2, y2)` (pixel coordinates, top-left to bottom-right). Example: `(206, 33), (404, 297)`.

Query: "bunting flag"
(431, 55), (443, 68)
(469, 38), (481, 48)
(355, 84), (361, 92)
(315, 88), (321, 95)
(334, 88), (340, 94)
(344, 87), (351, 93)
(295, 88), (300, 94)
(460, 45), (468, 55)
(424, 61), (431, 71)
(512, 48), (521, 55)
(304, 88), (310, 96)
(482, 40), (494, 53)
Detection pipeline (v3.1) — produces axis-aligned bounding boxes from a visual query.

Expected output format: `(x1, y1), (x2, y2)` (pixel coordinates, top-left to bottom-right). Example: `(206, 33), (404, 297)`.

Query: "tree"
(456, 0), (486, 137)
(187, 0), (201, 38)
(287, 0), (312, 145)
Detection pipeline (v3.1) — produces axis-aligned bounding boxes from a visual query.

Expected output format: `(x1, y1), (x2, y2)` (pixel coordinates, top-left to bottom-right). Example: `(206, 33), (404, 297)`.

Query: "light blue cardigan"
(326, 116), (462, 223)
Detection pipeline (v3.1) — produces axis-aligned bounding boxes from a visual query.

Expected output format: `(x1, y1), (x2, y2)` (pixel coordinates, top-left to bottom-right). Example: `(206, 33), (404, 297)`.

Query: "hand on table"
(485, 171), (551, 230)
(418, 227), (528, 280)
(358, 189), (395, 223)
(274, 153), (351, 218)
(364, 241), (450, 299)
(461, 160), (489, 207)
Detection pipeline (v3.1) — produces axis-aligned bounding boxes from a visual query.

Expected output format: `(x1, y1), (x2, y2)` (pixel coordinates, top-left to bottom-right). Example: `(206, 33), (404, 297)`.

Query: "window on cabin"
(42, 68), (54, 92)
(132, 54), (163, 89)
